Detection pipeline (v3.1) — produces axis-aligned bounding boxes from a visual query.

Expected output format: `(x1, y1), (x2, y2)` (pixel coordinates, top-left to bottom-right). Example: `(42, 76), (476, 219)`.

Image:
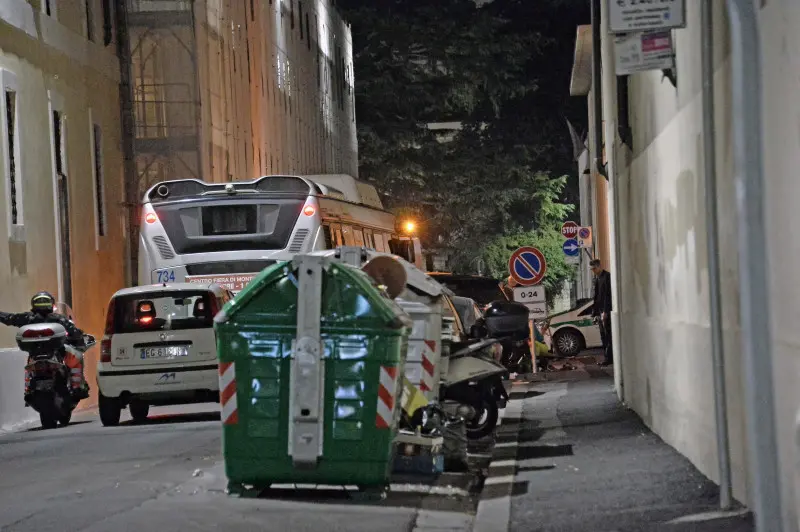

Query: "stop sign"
(561, 221), (579, 239)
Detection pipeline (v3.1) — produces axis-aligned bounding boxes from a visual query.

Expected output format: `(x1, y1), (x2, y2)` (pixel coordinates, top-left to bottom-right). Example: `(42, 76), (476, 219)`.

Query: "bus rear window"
(113, 290), (215, 334)
(202, 205), (258, 235)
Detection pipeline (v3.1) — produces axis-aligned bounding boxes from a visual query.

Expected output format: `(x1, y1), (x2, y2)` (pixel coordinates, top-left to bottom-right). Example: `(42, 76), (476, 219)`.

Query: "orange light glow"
(303, 204), (316, 216)
(145, 212), (158, 224)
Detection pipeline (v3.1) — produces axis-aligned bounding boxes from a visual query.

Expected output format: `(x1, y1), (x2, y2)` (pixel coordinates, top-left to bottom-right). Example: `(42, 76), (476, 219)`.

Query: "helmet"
(31, 291), (56, 314)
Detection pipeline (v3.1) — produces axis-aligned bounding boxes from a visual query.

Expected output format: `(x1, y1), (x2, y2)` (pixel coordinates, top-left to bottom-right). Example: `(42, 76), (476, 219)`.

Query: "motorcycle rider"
(0, 291), (90, 401)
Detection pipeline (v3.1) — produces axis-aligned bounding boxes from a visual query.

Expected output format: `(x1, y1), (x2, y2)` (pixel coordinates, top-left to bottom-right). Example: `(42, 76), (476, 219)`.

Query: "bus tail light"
(145, 212), (158, 224)
(302, 204), (316, 217)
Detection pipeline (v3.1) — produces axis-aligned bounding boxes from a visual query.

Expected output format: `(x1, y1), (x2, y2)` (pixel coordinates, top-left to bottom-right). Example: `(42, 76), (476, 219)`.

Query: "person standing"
(590, 259), (613, 366)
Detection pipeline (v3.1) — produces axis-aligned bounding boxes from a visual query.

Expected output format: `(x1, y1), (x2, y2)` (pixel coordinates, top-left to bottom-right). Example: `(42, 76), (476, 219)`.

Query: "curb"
(470, 381), (529, 532)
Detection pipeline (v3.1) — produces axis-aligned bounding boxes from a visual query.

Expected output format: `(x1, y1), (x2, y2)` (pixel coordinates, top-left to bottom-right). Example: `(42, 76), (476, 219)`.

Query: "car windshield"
(113, 290), (214, 334)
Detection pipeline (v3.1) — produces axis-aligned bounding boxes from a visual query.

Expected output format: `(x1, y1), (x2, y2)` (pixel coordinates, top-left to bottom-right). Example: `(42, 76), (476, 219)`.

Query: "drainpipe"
(725, 0), (783, 529)
(701, 0), (732, 511)
(591, 0), (606, 179)
(598, 0), (623, 398)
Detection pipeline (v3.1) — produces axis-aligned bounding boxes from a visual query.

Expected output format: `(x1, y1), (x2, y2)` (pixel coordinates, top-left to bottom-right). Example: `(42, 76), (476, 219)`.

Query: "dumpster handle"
(288, 255), (326, 468)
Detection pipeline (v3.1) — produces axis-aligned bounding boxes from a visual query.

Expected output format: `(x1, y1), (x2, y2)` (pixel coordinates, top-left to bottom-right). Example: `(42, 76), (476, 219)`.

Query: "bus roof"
(142, 174), (386, 211)
(303, 174), (384, 210)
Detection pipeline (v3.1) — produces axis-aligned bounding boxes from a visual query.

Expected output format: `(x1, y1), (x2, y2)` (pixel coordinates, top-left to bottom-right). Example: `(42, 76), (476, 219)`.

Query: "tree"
(479, 174), (575, 308)
(337, 0), (589, 268)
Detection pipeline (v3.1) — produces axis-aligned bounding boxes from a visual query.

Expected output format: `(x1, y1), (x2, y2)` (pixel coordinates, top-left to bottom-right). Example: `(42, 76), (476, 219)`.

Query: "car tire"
(129, 401), (150, 423)
(99, 393), (122, 427)
(553, 329), (585, 357)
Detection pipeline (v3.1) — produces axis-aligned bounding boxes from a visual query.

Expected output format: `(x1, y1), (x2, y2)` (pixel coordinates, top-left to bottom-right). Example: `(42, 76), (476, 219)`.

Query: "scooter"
(439, 336), (509, 440)
(17, 312), (95, 429)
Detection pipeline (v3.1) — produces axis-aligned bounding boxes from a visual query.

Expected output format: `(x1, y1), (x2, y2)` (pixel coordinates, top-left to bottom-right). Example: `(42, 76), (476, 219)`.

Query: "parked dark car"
(427, 273), (507, 308)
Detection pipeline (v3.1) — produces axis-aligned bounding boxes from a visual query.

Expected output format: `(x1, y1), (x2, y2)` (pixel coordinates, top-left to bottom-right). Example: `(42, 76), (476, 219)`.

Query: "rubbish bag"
(442, 417), (469, 472)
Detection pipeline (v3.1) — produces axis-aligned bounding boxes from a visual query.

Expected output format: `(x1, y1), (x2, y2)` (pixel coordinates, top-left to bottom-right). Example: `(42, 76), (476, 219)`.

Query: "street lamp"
(403, 220), (416, 234)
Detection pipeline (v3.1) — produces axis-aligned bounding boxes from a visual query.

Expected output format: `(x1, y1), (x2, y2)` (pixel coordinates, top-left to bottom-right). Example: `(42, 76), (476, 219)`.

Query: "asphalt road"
(0, 404), (484, 532)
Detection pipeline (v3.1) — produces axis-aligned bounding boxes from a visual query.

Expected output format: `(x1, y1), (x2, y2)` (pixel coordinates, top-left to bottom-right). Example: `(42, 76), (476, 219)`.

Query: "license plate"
(140, 346), (189, 360)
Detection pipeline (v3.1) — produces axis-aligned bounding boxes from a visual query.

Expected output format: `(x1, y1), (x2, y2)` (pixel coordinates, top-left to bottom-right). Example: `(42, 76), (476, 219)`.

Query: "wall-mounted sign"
(615, 31), (675, 75)
(608, 0), (686, 34)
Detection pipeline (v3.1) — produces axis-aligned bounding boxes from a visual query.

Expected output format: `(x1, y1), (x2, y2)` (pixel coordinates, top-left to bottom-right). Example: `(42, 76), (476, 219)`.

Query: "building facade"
(121, 0), (357, 279)
(0, 0), (127, 427)
(574, 2), (800, 529)
(0, 0), (358, 428)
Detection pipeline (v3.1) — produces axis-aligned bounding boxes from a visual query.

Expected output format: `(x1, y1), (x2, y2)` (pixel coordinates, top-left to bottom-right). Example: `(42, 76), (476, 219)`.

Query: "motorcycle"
(17, 304), (95, 429)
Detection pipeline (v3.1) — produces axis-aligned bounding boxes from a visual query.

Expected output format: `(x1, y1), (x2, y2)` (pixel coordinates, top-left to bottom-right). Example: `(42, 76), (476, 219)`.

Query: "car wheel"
(129, 401), (150, 423)
(553, 329), (584, 357)
(99, 393), (122, 427)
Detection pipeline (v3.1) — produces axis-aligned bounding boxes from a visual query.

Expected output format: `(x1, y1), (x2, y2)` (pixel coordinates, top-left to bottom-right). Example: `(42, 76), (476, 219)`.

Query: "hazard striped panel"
(219, 362), (238, 425)
(419, 340), (437, 393)
(376, 365), (399, 429)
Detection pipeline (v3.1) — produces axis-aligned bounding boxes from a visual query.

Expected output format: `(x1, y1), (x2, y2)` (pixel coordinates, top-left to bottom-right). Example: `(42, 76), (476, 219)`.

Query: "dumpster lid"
(214, 257), (413, 329)
(305, 248), (443, 298)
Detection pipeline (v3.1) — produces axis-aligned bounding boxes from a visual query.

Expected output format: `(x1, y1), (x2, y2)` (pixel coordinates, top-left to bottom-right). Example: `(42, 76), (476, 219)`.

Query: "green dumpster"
(215, 255), (411, 493)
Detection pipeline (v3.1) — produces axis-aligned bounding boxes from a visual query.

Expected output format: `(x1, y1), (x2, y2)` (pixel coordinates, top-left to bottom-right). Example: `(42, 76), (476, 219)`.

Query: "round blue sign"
(508, 247), (547, 286)
(562, 238), (580, 257)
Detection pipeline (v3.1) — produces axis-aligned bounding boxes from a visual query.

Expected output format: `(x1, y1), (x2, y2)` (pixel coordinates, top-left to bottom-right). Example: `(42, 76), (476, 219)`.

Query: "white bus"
(137, 174), (423, 292)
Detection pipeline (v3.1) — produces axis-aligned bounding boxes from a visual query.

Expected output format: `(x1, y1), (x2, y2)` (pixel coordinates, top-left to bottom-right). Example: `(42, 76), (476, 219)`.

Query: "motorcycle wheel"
(58, 409), (72, 427)
(39, 412), (58, 430)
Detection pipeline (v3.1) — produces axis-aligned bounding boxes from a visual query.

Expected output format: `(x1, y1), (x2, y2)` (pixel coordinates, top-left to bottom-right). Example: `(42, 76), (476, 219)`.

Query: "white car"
(96, 283), (233, 426)
(543, 298), (603, 356)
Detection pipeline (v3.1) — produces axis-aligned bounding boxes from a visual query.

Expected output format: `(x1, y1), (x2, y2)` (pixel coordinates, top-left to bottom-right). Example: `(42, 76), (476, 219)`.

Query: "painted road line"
(489, 460), (517, 468)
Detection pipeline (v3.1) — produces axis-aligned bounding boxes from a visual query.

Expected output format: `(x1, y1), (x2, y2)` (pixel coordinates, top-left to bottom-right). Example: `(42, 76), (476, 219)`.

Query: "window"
(111, 291), (217, 334)
(363, 228), (374, 249)
(102, 0), (113, 45)
(306, 14), (311, 50)
(299, 2), (304, 40)
(290, 0), (295, 29)
(92, 124), (106, 237)
(45, 0), (53, 17)
(85, 0), (94, 41)
(373, 233), (385, 253)
(322, 224), (333, 248)
(3, 89), (20, 228)
(353, 228), (365, 247)
(341, 224), (354, 245)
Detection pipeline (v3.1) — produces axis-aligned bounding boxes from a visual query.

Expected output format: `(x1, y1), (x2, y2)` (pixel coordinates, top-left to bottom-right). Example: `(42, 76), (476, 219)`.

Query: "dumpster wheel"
(227, 481), (268, 498)
(351, 484), (389, 502)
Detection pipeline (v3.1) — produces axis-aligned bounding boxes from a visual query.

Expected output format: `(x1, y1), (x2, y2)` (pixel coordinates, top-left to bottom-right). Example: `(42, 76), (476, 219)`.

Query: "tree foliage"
(480, 174), (574, 308)
(337, 0), (589, 271)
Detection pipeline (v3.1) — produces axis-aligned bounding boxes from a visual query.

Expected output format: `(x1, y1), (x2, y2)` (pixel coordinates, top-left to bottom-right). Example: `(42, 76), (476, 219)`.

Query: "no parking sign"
(507, 247), (547, 287)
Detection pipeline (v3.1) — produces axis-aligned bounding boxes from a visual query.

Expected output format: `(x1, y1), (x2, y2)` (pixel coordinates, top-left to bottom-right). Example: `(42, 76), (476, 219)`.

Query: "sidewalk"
(474, 369), (754, 532)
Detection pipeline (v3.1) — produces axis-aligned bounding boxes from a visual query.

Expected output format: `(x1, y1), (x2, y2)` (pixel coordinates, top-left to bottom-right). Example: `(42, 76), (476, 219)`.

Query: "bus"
(137, 174), (424, 293)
